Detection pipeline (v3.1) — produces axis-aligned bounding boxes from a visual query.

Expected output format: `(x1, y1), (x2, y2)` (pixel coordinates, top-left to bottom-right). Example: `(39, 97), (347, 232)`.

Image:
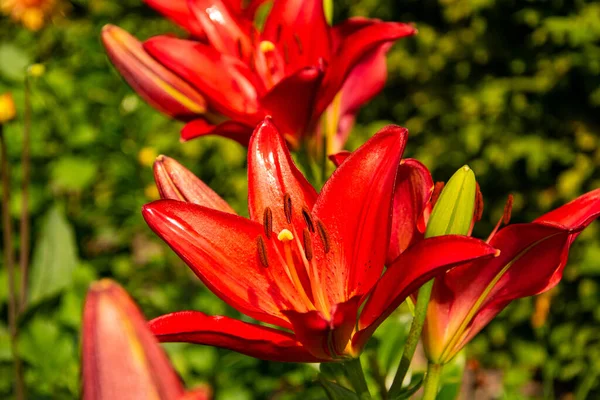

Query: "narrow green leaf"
(319, 376), (361, 400)
(28, 206), (79, 306)
(390, 373), (424, 400)
(425, 165), (476, 238)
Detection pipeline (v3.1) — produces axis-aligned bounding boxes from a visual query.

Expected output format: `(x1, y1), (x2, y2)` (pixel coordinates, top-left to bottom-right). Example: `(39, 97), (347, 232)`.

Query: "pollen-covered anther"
(302, 228), (313, 261)
(263, 207), (273, 239)
(256, 236), (269, 267)
(302, 207), (315, 232)
(316, 220), (330, 254)
(293, 34), (303, 54)
(283, 193), (293, 223)
(503, 194), (514, 225)
(277, 229), (294, 242)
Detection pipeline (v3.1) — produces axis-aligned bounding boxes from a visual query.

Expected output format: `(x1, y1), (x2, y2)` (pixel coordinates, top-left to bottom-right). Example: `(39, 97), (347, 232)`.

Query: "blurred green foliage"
(0, 0), (599, 399)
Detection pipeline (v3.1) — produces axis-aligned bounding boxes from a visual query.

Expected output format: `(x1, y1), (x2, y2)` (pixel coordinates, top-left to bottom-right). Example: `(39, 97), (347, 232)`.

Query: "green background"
(1, 0), (599, 398)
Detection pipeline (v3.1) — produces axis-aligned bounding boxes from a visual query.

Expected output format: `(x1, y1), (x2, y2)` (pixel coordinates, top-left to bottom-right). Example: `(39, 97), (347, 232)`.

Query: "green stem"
(19, 74), (31, 311)
(342, 357), (372, 399)
(422, 363), (443, 400)
(388, 279), (434, 397)
(0, 125), (25, 400)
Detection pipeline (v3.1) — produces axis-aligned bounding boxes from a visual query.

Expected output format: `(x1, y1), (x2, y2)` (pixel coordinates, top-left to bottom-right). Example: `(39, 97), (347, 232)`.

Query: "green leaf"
(51, 156), (98, 192)
(425, 165), (476, 238)
(28, 206), (79, 306)
(319, 376), (361, 400)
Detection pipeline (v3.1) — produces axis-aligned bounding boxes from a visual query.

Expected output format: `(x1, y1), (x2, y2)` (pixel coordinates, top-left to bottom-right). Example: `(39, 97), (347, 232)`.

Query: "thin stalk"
(0, 125), (25, 400)
(19, 74), (31, 311)
(388, 280), (434, 397)
(422, 363), (443, 400)
(342, 357), (372, 400)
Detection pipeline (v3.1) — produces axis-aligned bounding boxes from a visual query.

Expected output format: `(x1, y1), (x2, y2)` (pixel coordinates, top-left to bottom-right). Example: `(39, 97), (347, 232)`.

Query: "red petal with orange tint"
(387, 158), (433, 263)
(149, 311), (324, 363)
(144, 0), (206, 38)
(260, 66), (324, 145)
(316, 22), (416, 117)
(181, 118), (254, 145)
(262, 0), (331, 73)
(153, 155), (236, 214)
(144, 36), (258, 118)
(247, 119), (318, 234)
(142, 200), (310, 328)
(313, 126), (407, 306)
(82, 280), (184, 400)
(355, 235), (497, 350)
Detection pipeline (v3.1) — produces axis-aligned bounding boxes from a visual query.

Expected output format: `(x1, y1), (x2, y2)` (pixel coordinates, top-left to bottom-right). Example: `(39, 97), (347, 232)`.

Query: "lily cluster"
(101, 0), (415, 155)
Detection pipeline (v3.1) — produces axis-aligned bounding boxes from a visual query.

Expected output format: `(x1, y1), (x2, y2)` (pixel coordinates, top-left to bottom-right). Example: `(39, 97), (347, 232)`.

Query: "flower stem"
(342, 357), (372, 399)
(19, 74), (32, 311)
(422, 362), (443, 400)
(387, 279), (434, 397)
(0, 124), (25, 400)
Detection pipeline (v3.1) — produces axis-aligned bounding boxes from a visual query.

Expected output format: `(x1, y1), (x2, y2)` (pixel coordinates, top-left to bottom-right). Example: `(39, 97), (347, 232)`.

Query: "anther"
(283, 43), (290, 64)
(316, 220), (330, 254)
(278, 229), (294, 242)
(302, 207), (315, 232)
(283, 193), (293, 223)
(256, 236), (269, 267)
(302, 228), (313, 261)
(263, 207), (273, 239)
(236, 38), (244, 59)
(275, 24), (283, 43)
(293, 34), (303, 54)
(503, 194), (514, 225)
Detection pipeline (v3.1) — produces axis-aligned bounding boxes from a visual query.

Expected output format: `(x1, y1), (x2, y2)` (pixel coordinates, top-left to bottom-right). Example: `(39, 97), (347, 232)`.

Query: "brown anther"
(302, 207), (315, 232)
(316, 220), (330, 254)
(503, 194), (514, 225)
(283, 43), (290, 64)
(302, 228), (313, 261)
(263, 207), (273, 239)
(283, 193), (293, 224)
(275, 24), (283, 43)
(474, 182), (484, 222)
(293, 33), (303, 54)
(430, 181), (445, 207)
(257, 236), (269, 268)
(236, 38), (244, 59)
(249, 56), (256, 72)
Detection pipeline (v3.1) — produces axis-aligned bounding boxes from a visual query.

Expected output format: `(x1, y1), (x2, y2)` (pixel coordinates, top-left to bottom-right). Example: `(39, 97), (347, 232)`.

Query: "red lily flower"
(422, 188), (600, 363)
(142, 119), (497, 362)
(82, 279), (210, 400)
(102, 0), (416, 153)
(331, 152), (600, 363)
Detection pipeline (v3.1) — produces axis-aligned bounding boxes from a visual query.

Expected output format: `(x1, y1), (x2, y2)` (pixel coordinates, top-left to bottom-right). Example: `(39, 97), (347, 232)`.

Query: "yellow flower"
(0, 93), (16, 124)
(1, 0), (61, 31)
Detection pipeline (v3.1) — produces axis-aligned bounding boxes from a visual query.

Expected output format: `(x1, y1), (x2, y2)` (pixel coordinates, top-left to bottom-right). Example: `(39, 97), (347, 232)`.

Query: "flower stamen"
(263, 207), (273, 239)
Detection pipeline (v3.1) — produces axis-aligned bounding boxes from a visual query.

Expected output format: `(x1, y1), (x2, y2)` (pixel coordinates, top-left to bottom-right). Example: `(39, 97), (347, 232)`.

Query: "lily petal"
(283, 296), (362, 359)
(144, 0), (206, 38)
(355, 235), (498, 350)
(316, 22), (416, 117)
(247, 119), (318, 234)
(262, 0), (331, 73)
(388, 159), (434, 263)
(153, 155), (236, 214)
(181, 119), (254, 144)
(142, 200), (311, 328)
(144, 36), (258, 118)
(82, 280), (185, 400)
(187, 0), (254, 60)
(313, 126), (407, 306)
(260, 66), (324, 146)
(150, 311), (324, 363)
(101, 25), (207, 120)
